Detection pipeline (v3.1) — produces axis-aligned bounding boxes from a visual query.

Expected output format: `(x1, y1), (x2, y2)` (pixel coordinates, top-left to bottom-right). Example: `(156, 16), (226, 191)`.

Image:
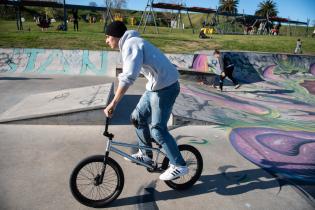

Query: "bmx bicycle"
(69, 118), (203, 208)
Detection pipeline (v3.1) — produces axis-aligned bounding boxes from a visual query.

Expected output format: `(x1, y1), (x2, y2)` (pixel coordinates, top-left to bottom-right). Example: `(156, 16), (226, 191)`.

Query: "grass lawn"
(0, 20), (314, 54)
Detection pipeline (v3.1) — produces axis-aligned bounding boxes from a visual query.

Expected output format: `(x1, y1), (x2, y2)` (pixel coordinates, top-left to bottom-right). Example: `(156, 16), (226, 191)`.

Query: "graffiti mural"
(175, 52), (315, 183)
(0, 48), (222, 77)
(166, 53), (221, 74)
(0, 48), (117, 76)
(230, 127), (315, 182)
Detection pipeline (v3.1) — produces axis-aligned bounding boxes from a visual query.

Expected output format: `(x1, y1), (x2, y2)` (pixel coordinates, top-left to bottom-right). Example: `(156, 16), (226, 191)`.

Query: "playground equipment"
(103, 0), (114, 32)
(130, 16), (136, 26)
(0, 0), (107, 31)
(137, 0), (159, 34)
(156, 3), (188, 32)
(0, 0), (310, 36)
(114, 12), (123, 22)
(199, 27), (216, 38)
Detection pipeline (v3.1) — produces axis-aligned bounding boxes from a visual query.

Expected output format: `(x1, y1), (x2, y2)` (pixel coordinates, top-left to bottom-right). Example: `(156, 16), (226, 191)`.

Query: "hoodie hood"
(117, 29), (179, 91)
(119, 30), (140, 51)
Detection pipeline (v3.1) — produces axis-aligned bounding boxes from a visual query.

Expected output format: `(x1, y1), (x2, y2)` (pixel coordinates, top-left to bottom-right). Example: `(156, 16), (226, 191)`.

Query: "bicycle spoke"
(169, 148), (200, 185)
(76, 162), (119, 201)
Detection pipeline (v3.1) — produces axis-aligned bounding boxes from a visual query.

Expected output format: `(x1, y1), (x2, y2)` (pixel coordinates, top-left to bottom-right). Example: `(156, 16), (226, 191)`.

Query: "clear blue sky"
(67, 0), (315, 24)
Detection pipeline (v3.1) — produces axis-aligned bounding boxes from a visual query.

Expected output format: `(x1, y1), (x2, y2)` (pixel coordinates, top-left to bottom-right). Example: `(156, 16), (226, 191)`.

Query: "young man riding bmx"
(103, 21), (188, 181)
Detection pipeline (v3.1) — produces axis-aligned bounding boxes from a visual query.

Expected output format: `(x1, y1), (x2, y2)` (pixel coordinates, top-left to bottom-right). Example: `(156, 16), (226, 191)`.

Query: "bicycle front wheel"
(162, 144), (203, 190)
(69, 155), (124, 208)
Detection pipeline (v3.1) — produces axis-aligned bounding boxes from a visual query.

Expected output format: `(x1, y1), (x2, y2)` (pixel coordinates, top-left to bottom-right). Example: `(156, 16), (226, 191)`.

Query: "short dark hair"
(213, 49), (220, 55)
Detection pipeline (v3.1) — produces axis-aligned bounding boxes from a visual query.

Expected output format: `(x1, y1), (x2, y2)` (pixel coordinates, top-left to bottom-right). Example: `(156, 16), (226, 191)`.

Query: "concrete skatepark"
(0, 48), (315, 209)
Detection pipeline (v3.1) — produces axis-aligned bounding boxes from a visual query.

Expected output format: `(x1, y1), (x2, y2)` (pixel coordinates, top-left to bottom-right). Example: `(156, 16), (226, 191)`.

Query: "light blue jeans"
(131, 81), (186, 166)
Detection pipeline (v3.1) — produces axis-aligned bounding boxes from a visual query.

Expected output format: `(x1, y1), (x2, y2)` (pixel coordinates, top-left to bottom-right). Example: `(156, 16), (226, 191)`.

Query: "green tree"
(255, 0), (278, 18)
(108, 0), (127, 9)
(218, 0), (239, 14)
(40, 7), (56, 19)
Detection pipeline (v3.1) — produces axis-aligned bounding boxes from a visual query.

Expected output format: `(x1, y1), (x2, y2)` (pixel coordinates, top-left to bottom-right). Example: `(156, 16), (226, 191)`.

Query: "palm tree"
(218, 0), (239, 33)
(218, 0), (239, 14)
(255, 0), (278, 18)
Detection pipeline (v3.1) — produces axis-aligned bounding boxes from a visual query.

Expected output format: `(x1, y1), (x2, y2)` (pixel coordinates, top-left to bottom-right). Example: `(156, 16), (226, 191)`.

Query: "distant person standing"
(294, 38), (302, 54)
(72, 8), (79, 31)
(213, 49), (240, 91)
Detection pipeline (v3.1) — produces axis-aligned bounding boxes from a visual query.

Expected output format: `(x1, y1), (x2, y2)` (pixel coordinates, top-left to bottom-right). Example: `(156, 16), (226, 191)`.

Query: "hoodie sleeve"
(118, 41), (143, 88)
(218, 56), (224, 72)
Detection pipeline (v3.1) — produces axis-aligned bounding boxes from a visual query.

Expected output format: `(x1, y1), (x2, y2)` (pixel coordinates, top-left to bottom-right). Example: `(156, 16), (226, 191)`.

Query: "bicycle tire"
(70, 155), (124, 208)
(162, 144), (203, 190)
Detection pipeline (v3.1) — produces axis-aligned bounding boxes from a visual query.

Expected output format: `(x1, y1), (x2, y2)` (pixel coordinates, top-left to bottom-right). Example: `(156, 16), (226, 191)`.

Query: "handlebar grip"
(105, 117), (110, 133)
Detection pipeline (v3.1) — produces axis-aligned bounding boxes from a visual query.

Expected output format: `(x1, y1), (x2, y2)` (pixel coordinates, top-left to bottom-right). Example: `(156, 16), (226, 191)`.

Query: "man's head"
(105, 21), (127, 49)
(213, 49), (221, 58)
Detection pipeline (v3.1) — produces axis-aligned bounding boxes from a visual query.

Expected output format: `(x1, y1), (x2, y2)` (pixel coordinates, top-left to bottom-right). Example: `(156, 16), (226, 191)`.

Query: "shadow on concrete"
(288, 179), (315, 204)
(110, 95), (141, 125)
(258, 159), (315, 200)
(107, 167), (282, 208)
(227, 52), (265, 84)
(0, 94), (141, 126)
(0, 77), (52, 80)
(230, 89), (295, 94)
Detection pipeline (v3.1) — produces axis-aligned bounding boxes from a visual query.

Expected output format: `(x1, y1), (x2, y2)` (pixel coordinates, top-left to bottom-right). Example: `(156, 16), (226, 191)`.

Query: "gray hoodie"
(118, 30), (179, 91)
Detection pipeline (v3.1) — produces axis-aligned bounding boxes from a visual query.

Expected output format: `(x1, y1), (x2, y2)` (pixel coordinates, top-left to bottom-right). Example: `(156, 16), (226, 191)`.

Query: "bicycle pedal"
(146, 167), (161, 173)
(146, 167), (156, 173)
(147, 167), (164, 173)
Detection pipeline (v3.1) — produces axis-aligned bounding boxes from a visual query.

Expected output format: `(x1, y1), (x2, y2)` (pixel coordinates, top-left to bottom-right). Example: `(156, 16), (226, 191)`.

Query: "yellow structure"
(130, 17), (136, 26)
(201, 27), (216, 35)
(114, 13), (123, 22)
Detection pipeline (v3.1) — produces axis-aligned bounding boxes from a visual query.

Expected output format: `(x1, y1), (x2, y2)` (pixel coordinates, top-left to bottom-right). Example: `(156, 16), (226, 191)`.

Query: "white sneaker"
(124, 150), (153, 164)
(159, 164), (189, 181)
(234, 84), (241, 89)
(217, 86), (222, 92)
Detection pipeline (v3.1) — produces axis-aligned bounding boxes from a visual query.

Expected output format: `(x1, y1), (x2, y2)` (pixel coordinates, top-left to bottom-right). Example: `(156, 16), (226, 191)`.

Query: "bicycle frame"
(103, 118), (167, 170)
(106, 140), (166, 170)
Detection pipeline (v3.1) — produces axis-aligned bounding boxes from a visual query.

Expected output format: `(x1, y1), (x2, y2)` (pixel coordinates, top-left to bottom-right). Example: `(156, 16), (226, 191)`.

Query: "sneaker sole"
(159, 171), (189, 181)
(124, 157), (153, 165)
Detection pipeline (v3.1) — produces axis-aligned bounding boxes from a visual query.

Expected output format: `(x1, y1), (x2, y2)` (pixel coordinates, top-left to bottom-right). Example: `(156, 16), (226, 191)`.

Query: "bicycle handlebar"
(103, 117), (114, 139)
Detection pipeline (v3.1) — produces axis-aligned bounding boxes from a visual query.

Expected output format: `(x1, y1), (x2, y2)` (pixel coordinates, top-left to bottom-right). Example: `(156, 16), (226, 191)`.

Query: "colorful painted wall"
(0, 48), (221, 76)
(166, 53), (221, 74)
(175, 52), (315, 183)
(227, 52), (315, 84)
(1, 48), (314, 81)
(0, 48), (118, 77)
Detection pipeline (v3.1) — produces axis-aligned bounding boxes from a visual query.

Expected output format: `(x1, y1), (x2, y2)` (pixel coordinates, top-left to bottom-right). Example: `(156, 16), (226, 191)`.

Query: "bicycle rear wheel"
(70, 155), (124, 208)
(162, 144), (203, 190)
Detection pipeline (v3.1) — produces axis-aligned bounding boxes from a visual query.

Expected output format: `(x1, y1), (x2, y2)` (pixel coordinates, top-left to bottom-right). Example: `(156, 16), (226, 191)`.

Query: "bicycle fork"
(95, 139), (111, 186)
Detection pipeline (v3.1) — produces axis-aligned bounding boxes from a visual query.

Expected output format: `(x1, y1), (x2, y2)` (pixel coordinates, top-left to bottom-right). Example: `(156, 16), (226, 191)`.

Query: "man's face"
(214, 53), (220, 59)
(105, 35), (120, 49)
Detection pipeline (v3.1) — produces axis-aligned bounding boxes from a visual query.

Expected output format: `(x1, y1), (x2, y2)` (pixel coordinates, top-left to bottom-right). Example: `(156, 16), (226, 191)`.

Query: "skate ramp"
(1, 47), (315, 190)
(173, 51), (315, 126)
(171, 55), (315, 192)
(0, 83), (113, 124)
(0, 124), (314, 210)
